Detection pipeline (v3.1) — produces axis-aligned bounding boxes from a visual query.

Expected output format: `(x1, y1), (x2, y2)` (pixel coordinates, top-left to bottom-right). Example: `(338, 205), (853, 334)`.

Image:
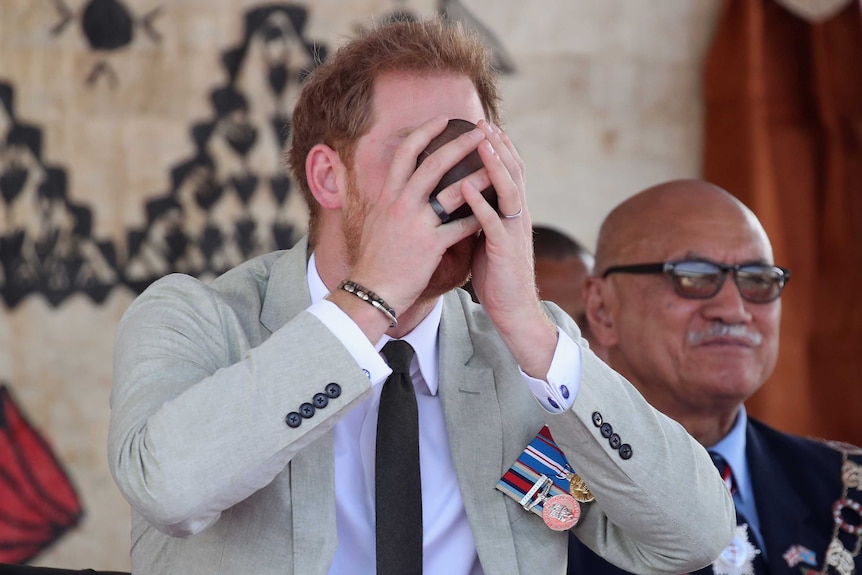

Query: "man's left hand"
(464, 120), (558, 379)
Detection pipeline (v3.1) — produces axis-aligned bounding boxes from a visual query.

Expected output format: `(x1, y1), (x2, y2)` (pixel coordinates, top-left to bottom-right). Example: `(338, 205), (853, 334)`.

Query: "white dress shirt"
(305, 254), (581, 575)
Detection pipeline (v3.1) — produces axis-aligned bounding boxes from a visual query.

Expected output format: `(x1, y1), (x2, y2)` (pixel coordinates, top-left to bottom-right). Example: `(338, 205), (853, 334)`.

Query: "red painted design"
(0, 385), (83, 563)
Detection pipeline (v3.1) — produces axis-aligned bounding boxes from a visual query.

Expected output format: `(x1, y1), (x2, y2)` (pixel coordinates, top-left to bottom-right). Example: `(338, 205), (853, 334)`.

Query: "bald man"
(567, 180), (862, 575)
(532, 225), (608, 360)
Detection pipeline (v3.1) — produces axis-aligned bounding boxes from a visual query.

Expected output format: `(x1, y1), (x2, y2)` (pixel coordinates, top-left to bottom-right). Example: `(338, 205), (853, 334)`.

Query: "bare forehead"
(599, 183), (774, 265)
(663, 211), (771, 260)
(368, 70), (482, 133)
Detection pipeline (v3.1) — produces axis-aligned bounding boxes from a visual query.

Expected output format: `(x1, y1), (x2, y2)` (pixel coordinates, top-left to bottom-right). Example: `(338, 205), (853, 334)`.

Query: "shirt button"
(285, 412), (302, 428)
(609, 433), (621, 449)
(362, 369), (371, 380)
(299, 403), (315, 418)
(548, 398), (560, 409)
(313, 393), (329, 409)
(619, 444), (633, 460)
(592, 412), (603, 427)
(560, 385), (570, 399)
(325, 383), (342, 398)
(600, 422), (613, 438)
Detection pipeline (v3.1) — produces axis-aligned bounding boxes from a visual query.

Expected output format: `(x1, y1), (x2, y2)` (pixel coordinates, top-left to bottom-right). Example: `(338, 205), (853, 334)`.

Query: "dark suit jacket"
(567, 417), (860, 575)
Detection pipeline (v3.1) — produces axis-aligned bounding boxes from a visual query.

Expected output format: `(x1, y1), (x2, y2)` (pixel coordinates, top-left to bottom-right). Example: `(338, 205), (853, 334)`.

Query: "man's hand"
(465, 121), (558, 379)
(338, 116), (486, 333)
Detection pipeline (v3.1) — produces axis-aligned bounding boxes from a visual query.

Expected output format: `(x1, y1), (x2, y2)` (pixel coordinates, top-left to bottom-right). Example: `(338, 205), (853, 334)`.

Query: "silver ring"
(429, 196), (451, 223)
(501, 207), (523, 219)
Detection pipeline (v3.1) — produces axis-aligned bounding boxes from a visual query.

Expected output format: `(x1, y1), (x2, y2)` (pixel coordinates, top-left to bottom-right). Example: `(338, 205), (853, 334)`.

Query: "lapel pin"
(712, 524), (760, 575)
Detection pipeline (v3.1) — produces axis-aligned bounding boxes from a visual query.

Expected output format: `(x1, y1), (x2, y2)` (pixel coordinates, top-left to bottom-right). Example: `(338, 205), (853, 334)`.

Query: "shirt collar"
(307, 252), (442, 396)
(707, 405), (751, 504)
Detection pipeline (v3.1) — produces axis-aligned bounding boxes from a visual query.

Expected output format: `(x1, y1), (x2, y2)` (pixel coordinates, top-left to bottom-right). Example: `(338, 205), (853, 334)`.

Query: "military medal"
(496, 426), (594, 532)
(519, 474), (553, 512)
(542, 493), (581, 530)
(568, 472), (595, 503)
(712, 524), (761, 575)
(517, 474), (582, 529)
(556, 465), (595, 503)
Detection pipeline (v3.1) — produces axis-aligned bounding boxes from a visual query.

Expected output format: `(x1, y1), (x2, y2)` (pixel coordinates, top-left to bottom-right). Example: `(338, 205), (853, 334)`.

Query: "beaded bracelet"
(337, 280), (398, 328)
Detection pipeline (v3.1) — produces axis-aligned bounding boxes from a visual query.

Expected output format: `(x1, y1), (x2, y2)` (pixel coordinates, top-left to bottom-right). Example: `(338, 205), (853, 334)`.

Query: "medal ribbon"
(495, 426), (574, 516)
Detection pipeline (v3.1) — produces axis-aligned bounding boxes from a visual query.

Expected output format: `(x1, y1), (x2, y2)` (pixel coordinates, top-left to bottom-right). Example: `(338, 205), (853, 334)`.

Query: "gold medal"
(569, 473), (595, 503)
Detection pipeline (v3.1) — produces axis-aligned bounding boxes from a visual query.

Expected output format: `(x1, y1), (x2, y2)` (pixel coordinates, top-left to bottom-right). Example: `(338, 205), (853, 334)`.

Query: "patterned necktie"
(711, 452), (737, 495)
(708, 451), (770, 575)
(376, 340), (422, 575)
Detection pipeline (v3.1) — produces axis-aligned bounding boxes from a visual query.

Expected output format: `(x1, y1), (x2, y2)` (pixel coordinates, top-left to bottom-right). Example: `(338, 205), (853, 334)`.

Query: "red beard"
(342, 171), (477, 300)
(422, 235), (477, 299)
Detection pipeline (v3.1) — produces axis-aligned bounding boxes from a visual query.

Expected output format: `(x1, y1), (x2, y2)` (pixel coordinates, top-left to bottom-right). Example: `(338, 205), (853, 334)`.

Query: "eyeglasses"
(601, 259), (791, 303)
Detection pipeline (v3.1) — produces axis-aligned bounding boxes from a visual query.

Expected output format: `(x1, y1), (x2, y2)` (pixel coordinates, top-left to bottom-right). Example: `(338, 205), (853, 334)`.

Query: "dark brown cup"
(417, 119), (498, 221)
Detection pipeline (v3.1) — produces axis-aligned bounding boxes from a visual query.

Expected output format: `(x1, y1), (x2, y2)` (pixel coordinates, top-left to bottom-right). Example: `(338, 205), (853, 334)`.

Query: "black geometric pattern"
(122, 4), (325, 293)
(0, 1), (514, 309)
(49, 0), (164, 87)
(0, 81), (119, 307)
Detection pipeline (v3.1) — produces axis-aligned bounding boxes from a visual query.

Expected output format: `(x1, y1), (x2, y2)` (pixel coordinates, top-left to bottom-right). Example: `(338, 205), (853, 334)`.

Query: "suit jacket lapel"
(259, 238), (339, 573)
(260, 237), (313, 336)
(747, 423), (826, 574)
(437, 291), (521, 573)
(259, 254), (525, 572)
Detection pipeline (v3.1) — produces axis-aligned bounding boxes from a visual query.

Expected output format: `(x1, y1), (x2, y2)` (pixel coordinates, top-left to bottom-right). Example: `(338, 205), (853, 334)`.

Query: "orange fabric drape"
(703, 0), (862, 445)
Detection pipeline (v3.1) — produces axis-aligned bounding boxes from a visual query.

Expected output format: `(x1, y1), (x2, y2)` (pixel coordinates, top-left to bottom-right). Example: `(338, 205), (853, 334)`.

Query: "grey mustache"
(687, 322), (763, 346)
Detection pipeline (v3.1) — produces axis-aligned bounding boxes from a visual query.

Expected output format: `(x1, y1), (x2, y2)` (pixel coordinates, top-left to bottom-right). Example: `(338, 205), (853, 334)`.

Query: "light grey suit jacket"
(109, 238), (734, 575)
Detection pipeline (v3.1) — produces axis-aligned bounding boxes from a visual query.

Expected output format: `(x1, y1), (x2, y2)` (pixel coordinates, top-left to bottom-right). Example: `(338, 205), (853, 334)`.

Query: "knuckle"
(392, 142), (419, 166)
(417, 152), (445, 175)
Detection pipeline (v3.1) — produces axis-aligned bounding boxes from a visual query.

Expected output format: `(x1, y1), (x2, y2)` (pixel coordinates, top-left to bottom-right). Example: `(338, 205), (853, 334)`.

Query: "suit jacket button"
(285, 412), (302, 428)
(609, 433), (621, 449)
(600, 422), (613, 438)
(619, 444), (633, 460)
(313, 393), (329, 409)
(592, 412), (603, 427)
(325, 383), (342, 398)
(299, 403), (315, 418)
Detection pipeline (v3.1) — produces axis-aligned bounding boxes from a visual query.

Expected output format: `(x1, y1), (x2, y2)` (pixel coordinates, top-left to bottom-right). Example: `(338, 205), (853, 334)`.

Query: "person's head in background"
(532, 225), (607, 360)
(584, 179), (789, 446)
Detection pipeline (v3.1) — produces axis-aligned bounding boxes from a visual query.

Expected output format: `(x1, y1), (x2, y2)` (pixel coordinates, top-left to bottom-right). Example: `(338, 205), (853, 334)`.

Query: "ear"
(584, 277), (619, 349)
(306, 143), (346, 210)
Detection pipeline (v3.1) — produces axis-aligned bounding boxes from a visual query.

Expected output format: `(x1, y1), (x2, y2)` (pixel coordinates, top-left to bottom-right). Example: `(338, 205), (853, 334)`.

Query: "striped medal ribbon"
(495, 425), (591, 530)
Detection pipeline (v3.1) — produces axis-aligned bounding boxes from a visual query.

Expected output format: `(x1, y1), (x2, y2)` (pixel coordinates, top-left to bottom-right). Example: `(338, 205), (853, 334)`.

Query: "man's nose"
(701, 275), (752, 323)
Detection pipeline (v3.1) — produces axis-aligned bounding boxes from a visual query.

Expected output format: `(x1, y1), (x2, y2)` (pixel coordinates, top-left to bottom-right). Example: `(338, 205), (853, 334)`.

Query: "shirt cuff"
(521, 327), (582, 413)
(307, 299), (390, 385)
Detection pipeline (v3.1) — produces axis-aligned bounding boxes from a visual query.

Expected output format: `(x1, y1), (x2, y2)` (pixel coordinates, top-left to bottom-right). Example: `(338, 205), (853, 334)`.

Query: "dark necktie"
(376, 340), (422, 575)
(707, 451), (770, 575)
